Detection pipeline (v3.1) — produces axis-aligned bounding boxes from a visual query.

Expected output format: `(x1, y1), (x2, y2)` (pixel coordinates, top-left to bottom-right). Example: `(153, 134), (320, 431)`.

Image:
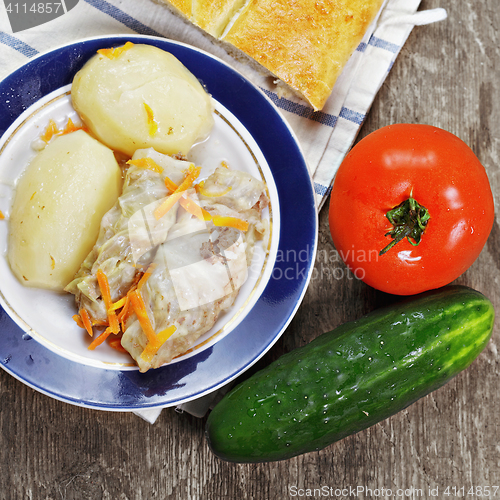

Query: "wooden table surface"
(1, 0), (499, 498)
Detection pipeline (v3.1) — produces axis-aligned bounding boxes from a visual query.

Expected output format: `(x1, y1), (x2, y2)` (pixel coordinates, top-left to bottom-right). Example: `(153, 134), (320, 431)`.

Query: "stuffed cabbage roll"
(67, 148), (269, 372)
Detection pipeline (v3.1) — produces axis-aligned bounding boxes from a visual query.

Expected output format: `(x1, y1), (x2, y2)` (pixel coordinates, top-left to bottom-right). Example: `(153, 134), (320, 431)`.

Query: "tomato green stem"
(379, 196), (430, 256)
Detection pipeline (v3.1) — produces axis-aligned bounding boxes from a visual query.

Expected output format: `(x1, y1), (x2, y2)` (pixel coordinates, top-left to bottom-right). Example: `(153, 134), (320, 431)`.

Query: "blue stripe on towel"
(368, 35), (400, 53)
(314, 183), (331, 197)
(83, 0), (163, 37)
(0, 32), (38, 58)
(339, 107), (365, 125)
(357, 42), (368, 53)
(359, 37), (401, 54)
(260, 88), (338, 128)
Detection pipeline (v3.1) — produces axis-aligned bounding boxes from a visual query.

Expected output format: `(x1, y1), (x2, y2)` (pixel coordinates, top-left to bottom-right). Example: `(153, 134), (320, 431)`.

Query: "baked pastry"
(193, 0), (247, 38)
(158, 0), (385, 110)
(163, 0), (192, 18)
(161, 0), (247, 37)
(223, 0), (385, 110)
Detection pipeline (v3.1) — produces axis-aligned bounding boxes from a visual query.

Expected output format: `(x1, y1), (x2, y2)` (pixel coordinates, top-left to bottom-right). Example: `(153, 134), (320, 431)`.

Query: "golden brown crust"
(159, 0), (385, 110)
(192, 0), (246, 38)
(222, 0), (385, 110)
(163, 0), (192, 19)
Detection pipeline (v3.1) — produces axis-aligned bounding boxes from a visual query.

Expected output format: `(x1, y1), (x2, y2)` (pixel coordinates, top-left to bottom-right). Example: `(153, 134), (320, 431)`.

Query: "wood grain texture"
(1, 0), (499, 498)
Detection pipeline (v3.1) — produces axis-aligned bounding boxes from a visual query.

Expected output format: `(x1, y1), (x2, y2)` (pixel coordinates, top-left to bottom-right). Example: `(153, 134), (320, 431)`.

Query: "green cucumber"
(206, 286), (495, 462)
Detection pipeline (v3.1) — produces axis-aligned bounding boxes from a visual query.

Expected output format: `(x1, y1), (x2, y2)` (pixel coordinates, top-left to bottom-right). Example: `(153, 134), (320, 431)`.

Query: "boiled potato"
(8, 130), (122, 291)
(71, 43), (215, 157)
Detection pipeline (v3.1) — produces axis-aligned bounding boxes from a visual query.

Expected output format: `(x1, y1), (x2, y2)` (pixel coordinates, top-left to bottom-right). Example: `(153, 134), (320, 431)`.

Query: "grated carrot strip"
(164, 176), (179, 193)
(116, 273), (142, 329)
(117, 296), (132, 331)
(116, 295), (130, 320)
(79, 308), (94, 337)
(41, 119), (59, 143)
(129, 290), (158, 346)
(61, 117), (80, 135)
(88, 326), (114, 350)
(97, 41), (134, 59)
(72, 314), (84, 328)
(201, 207), (212, 221)
(127, 157), (163, 173)
(140, 325), (177, 362)
(136, 264), (156, 292)
(144, 103), (158, 136)
(0, 210), (4, 220)
(109, 297), (126, 311)
(120, 309), (133, 332)
(212, 215), (249, 232)
(154, 165), (201, 220)
(153, 192), (183, 221)
(92, 319), (109, 327)
(41, 117), (85, 145)
(96, 269), (112, 308)
(108, 337), (128, 353)
(96, 269), (120, 334)
(179, 195), (205, 221)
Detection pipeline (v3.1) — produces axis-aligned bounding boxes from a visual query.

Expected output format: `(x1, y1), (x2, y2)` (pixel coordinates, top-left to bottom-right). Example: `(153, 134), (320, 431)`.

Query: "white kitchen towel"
(0, 0), (446, 422)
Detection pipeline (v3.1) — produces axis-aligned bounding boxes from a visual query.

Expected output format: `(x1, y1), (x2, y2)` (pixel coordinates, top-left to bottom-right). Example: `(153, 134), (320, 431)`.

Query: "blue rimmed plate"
(0, 35), (317, 410)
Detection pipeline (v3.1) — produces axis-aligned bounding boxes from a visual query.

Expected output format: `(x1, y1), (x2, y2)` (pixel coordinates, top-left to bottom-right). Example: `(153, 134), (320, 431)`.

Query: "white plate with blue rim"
(0, 35), (317, 411)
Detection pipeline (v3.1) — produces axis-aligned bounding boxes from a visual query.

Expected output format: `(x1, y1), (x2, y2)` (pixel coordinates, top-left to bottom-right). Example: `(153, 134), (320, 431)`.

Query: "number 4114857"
(444, 486), (500, 497)
(5, 3), (63, 14)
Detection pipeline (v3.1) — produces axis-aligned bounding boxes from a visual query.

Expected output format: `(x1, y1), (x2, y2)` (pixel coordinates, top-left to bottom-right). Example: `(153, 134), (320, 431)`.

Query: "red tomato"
(328, 124), (495, 295)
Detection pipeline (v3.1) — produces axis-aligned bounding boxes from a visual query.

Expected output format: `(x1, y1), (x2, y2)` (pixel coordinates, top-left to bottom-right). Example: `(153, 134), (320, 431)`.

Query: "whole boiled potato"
(71, 42), (215, 157)
(8, 129), (122, 291)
